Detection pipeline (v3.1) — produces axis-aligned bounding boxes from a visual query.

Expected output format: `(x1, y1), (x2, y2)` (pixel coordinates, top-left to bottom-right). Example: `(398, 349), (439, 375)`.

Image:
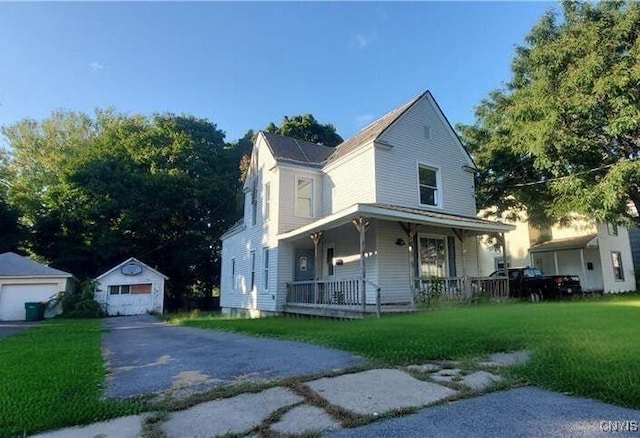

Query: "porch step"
(282, 303), (416, 319)
(282, 304), (363, 319)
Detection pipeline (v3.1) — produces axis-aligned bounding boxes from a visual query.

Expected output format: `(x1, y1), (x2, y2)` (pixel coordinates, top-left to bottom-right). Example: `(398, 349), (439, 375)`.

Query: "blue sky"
(0, 2), (557, 146)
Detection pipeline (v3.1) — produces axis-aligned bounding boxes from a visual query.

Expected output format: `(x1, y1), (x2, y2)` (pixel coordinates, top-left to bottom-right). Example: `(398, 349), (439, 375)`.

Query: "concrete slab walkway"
(32, 349), (640, 438)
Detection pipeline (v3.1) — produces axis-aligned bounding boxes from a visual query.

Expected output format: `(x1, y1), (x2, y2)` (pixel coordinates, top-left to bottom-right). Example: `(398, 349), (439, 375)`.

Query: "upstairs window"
(607, 223), (618, 236)
(264, 183), (271, 220)
(251, 187), (257, 226)
(418, 164), (439, 207)
(295, 177), (313, 217)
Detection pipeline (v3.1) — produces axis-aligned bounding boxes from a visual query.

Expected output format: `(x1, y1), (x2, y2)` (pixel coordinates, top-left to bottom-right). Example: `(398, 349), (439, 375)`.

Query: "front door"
(294, 249), (315, 281)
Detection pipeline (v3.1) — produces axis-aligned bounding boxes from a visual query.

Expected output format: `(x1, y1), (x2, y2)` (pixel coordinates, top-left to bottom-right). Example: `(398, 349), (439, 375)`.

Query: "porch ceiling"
(529, 234), (598, 253)
(277, 203), (515, 241)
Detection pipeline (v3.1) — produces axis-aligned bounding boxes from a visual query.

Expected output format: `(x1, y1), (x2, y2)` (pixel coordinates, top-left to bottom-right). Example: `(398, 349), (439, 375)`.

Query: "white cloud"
(352, 31), (378, 49)
(355, 114), (375, 129)
(89, 61), (104, 71)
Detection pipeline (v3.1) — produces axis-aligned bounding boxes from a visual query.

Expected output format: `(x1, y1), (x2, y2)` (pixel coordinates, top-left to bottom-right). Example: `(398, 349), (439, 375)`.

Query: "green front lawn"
(174, 295), (640, 409)
(0, 319), (143, 438)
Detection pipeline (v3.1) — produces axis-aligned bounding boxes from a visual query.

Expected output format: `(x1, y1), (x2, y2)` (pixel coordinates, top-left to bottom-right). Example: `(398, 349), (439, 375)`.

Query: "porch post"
(580, 248), (588, 291)
(453, 228), (470, 296)
(400, 222), (417, 308)
(352, 217), (369, 315)
(497, 232), (509, 296)
(553, 251), (559, 275)
(310, 231), (323, 304)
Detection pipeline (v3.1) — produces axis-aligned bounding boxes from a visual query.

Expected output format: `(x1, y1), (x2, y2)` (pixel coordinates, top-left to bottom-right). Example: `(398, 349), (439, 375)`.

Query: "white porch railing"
(286, 278), (363, 306)
(415, 276), (509, 302)
(286, 278), (383, 317)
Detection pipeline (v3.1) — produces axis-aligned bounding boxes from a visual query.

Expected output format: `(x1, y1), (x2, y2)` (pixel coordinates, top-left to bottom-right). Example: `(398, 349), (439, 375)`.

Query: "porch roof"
(529, 234), (598, 253)
(277, 203), (515, 241)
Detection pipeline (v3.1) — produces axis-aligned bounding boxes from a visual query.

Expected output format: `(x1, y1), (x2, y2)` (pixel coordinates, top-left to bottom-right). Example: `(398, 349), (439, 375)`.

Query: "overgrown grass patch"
(174, 296), (640, 409)
(0, 319), (144, 437)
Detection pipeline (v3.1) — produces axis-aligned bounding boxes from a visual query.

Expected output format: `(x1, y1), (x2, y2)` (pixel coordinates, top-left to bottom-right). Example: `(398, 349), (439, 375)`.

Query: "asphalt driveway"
(0, 321), (38, 338)
(101, 315), (365, 398)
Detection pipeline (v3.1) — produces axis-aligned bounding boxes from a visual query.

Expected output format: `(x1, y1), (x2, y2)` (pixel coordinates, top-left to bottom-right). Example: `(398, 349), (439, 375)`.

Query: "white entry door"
(0, 283), (58, 321)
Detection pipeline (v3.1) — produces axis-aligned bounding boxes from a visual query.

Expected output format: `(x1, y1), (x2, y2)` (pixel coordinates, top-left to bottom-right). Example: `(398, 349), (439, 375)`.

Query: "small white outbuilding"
(0, 252), (74, 321)
(95, 257), (167, 316)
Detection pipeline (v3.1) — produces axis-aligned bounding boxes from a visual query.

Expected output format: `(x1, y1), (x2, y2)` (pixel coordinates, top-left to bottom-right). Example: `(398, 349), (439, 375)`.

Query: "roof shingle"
(0, 252), (73, 277)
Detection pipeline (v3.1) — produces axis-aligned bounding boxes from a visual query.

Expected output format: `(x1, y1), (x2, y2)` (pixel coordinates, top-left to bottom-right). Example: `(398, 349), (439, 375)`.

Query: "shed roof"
(0, 252), (73, 278)
(529, 234), (598, 253)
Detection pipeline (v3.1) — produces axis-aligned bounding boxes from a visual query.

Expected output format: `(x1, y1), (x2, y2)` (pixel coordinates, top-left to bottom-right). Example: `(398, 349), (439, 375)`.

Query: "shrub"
(49, 280), (106, 318)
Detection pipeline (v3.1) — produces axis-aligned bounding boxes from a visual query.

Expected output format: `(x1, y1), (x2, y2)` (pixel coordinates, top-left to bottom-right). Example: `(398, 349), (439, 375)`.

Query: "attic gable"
(325, 91), (475, 169)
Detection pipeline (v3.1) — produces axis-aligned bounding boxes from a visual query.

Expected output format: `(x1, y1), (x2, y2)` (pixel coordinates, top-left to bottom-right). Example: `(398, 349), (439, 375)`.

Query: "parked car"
(490, 267), (582, 301)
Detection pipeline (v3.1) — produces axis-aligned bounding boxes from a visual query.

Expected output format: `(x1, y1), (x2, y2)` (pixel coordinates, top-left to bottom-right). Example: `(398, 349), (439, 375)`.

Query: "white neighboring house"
(220, 91), (514, 318)
(0, 252), (74, 321)
(95, 257), (167, 316)
(477, 218), (637, 293)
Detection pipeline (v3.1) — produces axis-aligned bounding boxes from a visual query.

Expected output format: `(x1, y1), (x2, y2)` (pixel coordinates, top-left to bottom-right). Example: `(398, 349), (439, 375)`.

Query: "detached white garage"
(95, 257), (167, 316)
(0, 252), (74, 321)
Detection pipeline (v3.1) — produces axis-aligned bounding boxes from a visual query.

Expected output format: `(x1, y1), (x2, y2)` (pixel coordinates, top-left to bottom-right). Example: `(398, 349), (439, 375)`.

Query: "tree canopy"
(2, 110), (243, 309)
(266, 113), (343, 147)
(459, 0), (640, 226)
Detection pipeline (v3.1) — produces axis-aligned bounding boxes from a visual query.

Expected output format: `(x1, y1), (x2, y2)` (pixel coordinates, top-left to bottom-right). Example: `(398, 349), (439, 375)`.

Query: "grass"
(0, 319), (144, 438)
(172, 294), (640, 410)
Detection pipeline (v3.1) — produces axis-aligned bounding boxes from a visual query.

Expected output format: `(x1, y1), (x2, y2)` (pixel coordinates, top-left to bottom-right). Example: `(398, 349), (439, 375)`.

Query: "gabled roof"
(529, 234), (598, 253)
(0, 252), (73, 278)
(95, 257), (169, 280)
(260, 132), (335, 168)
(326, 91), (427, 164)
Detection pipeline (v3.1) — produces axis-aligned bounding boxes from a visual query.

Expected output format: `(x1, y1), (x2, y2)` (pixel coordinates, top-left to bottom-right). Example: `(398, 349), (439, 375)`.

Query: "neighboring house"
(220, 91), (514, 317)
(630, 227), (640, 280)
(95, 257), (167, 316)
(478, 218), (637, 293)
(0, 252), (73, 321)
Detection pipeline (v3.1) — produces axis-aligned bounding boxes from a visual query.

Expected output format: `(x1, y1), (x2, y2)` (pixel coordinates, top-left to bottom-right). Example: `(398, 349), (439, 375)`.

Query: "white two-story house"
(220, 91), (514, 317)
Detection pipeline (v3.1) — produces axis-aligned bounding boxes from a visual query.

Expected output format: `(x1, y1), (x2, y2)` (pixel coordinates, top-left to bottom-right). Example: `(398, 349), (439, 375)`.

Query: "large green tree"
(266, 113), (343, 147)
(0, 150), (23, 252)
(460, 1), (640, 226)
(3, 110), (241, 308)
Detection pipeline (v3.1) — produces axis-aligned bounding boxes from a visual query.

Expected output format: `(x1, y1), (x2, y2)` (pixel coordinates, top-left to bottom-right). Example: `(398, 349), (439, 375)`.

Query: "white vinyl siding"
(323, 145), (376, 214)
(375, 93), (477, 216)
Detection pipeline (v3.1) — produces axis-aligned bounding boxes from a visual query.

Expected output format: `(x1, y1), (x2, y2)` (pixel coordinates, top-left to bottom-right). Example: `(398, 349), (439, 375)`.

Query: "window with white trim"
(295, 177), (313, 217)
(231, 258), (236, 290)
(263, 247), (269, 290)
(418, 165), (439, 207)
(109, 285), (131, 295)
(611, 251), (624, 281)
(264, 183), (271, 220)
(607, 223), (618, 236)
(418, 236), (447, 277)
(251, 187), (257, 226)
(250, 250), (256, 290)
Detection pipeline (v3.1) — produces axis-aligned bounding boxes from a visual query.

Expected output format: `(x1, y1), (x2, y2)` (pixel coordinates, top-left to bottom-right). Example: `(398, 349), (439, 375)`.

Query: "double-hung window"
(611, 252), (624, 281)
(231, 259), (236, 290)
(418, 164), (439, 207)
(263, 247), (269, 290)
(264, 183), (271, 220)
(295, 177), (313, 217)
(250, 250), (256, 290)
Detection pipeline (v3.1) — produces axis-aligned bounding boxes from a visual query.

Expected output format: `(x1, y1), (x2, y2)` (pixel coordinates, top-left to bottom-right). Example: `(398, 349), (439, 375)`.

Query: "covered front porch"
(278, 203), (514, 317)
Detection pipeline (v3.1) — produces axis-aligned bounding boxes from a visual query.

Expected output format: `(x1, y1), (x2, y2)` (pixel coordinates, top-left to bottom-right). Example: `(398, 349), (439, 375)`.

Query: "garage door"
(0, 284), (58, 321)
